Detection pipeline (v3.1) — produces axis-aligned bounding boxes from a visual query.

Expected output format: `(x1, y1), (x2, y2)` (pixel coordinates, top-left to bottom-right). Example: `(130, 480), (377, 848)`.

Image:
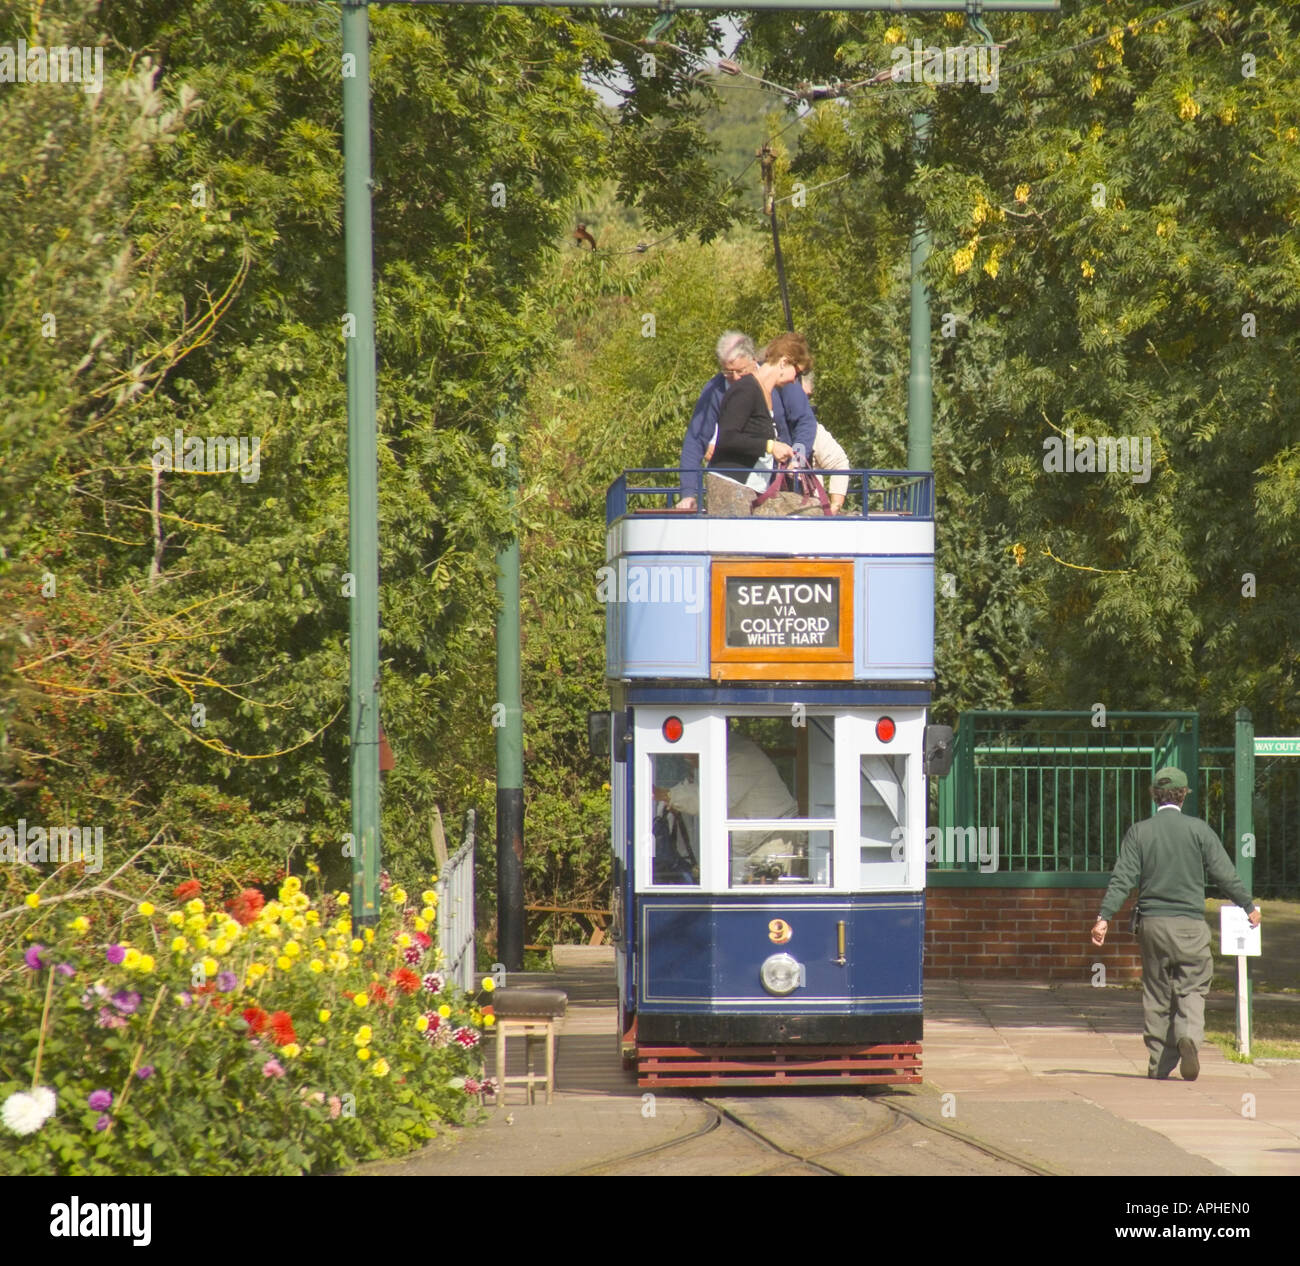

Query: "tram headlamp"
(760, 953), (804, 996)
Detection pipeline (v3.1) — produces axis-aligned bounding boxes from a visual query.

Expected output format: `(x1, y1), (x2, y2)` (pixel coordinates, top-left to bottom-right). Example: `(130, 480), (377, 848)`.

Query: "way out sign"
(1220, 905), (1261, 957)
(1255, 736), (1300, 756)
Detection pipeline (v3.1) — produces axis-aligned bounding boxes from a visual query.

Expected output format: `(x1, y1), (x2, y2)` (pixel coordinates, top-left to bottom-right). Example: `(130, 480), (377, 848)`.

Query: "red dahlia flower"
(227, 888), (265, 927)
(269, 1011), (297, 1046)
(243, 1007), (269, 1035)
(414, 932), (432, 949)
(391, 968), (420, 995)
(174, 879), (202, 900)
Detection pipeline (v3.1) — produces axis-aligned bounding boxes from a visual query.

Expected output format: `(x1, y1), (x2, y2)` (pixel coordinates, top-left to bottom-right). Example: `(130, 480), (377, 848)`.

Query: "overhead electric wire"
(279, 0), (1227, 260)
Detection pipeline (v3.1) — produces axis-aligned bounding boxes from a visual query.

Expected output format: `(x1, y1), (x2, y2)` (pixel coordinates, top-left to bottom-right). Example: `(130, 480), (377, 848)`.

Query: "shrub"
(0, 873), (496, 1174)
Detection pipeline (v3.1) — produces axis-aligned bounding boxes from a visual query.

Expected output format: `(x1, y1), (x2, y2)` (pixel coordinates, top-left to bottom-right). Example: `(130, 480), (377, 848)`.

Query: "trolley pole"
(907, 107), (932, 474)
(343, 0), (382, 933)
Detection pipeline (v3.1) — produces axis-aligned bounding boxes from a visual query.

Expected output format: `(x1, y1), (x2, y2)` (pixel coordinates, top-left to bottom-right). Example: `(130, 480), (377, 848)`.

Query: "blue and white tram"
(592, 470), (942, 1087)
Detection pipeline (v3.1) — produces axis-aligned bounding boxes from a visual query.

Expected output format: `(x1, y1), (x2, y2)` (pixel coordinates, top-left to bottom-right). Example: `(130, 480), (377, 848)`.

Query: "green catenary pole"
(1234, 706), (1254, 1052)
(496, 430), (525, 972)
(343, 0), (382, 933)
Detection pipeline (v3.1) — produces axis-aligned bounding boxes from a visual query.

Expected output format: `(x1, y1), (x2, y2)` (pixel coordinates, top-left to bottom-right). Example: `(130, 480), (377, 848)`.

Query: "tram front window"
(725, 716), (833, 886)
(650, 753), (700, 885)
(860, 754), (908, 884)
(729, 829), (833, 886)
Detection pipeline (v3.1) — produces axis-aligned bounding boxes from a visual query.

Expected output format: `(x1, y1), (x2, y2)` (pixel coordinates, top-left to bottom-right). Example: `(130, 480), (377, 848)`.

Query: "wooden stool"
(491, 988), (567, 1106)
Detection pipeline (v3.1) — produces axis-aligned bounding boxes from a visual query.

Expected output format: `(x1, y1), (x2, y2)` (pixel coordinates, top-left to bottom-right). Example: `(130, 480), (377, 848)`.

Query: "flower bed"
(0, 874), (495, 1175)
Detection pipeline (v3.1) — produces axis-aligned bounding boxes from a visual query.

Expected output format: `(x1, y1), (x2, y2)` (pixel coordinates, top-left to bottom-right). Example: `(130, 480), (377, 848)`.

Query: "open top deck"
(602, 469), (935, 684)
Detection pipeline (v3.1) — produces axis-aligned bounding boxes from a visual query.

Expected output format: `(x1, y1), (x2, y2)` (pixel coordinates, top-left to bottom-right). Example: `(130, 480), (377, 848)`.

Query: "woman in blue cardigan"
(710, 332), (812, 480)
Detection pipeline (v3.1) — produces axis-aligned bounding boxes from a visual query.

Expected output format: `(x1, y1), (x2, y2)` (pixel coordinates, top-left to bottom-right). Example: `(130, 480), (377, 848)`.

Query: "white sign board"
(1254, 736), (1300, 756)
(1219, 905), (1261, 957)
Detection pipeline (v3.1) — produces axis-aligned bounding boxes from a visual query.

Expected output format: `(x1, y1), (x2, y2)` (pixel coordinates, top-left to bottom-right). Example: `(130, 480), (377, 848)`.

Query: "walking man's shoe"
(1178, 1036), (1200, 1081)
(1151, 1048), (1179, 1079)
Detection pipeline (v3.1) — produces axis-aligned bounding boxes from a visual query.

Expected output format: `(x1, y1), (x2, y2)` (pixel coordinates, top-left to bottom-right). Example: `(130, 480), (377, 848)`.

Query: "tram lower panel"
(628, 892), (923, 1085)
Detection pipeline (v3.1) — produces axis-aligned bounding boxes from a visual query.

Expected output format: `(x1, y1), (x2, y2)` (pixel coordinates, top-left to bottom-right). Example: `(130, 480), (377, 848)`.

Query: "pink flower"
(464, 1077), (481, 1095)
(452, 1026), (479, 1049)
(422, 972), (446, 995)
(262, 1059), (286, 1079)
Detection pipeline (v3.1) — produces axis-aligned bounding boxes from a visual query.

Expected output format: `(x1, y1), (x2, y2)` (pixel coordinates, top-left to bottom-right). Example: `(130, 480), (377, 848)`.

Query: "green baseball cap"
(1153, 766), (1188, 788)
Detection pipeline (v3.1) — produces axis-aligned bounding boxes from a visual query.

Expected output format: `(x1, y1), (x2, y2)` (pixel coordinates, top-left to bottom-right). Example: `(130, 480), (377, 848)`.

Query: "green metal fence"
(1250, 755), (1300, 893)
(933, 713), (1299, 895)
(1203, 743), (1300, 896)
(933, 711), (1198, 885)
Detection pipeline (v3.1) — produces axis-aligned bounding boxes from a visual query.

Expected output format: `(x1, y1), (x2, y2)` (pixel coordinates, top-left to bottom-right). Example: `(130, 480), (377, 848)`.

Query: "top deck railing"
(605, 469), (934, 526)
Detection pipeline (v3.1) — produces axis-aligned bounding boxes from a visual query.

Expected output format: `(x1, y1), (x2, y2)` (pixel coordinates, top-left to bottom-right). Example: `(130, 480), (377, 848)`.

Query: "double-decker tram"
(591, 469), (945, 1087)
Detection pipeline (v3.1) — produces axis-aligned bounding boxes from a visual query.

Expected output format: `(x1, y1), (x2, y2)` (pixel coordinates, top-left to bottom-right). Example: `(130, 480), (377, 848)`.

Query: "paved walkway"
(921, 980), (1300, 1176)
(360, 947), (1300, 1177)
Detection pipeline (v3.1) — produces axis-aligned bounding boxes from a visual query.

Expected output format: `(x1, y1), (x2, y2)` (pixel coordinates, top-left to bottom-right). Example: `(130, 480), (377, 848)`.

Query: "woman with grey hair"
(709, 331), (810, 479)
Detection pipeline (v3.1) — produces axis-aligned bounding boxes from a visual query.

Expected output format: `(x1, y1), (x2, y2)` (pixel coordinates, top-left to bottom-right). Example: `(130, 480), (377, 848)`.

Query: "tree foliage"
(1, 0), (740, 917)
(7, 0), (1300, 941)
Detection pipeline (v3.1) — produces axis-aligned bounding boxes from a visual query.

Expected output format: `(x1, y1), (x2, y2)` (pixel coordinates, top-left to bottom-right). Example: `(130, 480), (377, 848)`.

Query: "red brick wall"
(925, 887), (1142, 982)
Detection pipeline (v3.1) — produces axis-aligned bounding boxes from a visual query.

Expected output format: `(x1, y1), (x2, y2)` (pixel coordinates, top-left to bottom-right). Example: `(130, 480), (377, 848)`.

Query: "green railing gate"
(934, 711), (1199, 883)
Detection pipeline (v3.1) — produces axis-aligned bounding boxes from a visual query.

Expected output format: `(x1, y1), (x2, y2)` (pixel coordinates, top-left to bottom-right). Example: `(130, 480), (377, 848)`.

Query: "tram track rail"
(571, 1091), (1056, 1177)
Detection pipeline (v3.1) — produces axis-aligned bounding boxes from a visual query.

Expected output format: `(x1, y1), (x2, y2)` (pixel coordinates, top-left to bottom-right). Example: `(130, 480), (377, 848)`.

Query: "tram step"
(636, 1042), (922, 1087)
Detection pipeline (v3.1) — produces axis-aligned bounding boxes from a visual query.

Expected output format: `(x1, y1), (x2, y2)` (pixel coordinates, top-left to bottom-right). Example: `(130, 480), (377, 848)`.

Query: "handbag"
(751, 452), (832, 516)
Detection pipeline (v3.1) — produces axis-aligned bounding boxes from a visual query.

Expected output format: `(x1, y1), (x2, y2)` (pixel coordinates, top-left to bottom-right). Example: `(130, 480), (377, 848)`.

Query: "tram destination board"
(710, 560), (855, 681)
(725, 576), (839, 649)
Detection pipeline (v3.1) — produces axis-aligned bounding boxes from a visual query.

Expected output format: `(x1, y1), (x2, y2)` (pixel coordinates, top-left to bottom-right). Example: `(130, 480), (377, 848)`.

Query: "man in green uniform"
(1091, 767), (1261, 1081)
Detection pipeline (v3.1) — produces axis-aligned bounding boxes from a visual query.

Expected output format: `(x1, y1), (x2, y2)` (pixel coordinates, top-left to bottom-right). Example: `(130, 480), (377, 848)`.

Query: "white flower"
(3, 1088), (56, 1136)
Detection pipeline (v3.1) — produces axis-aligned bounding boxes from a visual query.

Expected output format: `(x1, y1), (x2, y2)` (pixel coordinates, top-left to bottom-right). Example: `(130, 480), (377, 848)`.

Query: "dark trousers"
(1138, 916), (1212, 1075)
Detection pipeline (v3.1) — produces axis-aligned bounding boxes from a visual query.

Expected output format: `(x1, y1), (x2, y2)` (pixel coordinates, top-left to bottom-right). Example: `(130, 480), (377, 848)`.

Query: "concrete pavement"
(358, 947), (1300, 1177)
(921, 979), (1300, 1176)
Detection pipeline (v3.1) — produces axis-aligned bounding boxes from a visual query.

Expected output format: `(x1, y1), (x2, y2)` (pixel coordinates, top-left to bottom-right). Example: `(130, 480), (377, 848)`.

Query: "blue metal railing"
(606, 468), (935, 525)
(436, 809), (476, 994)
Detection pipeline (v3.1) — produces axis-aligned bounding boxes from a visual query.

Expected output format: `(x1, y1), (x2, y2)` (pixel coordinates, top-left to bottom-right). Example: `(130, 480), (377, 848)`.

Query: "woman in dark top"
(710, 334), (808, 478)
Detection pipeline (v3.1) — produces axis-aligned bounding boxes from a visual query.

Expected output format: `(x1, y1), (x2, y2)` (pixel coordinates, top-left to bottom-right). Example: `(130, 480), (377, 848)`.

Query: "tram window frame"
(834, 712), (925, 892)
(636, 710), (713, 891)
(635, 707), (925, 893)
(723, 713), (836, 890)
(648, 751), (703, 887)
